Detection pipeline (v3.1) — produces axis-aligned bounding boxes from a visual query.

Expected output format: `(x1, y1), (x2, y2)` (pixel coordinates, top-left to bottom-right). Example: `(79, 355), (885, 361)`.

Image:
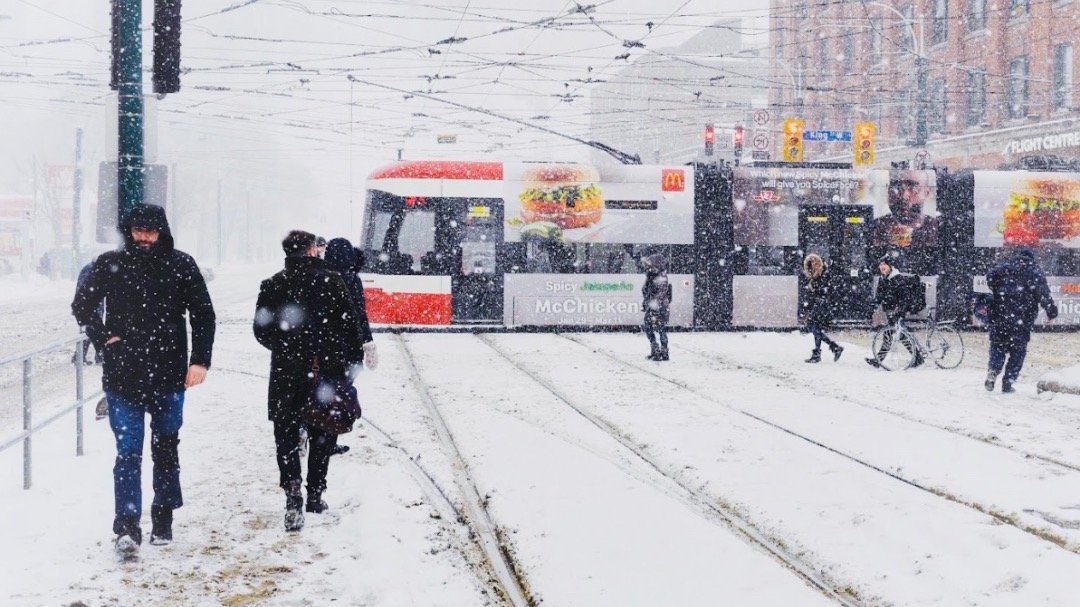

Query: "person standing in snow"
(323, 238), (379, 455)
(800, 253), (843, 363)
(865, 256), (924, 368)
(71, 203), (216, 557)
(253, 230), (364, 532)
(641, 254), (672, 361)
(72, 261), (104, 365)
(984, 248), (1057, 393)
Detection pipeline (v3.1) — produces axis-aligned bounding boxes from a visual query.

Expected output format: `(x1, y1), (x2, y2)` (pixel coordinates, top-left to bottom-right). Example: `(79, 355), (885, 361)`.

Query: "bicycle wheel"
(926, 325), (964, 369)
(870, 326), (916, 371)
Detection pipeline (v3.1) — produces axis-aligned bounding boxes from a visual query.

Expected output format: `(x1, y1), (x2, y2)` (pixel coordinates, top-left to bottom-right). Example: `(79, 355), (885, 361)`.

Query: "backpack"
(909, 276), (927, 313)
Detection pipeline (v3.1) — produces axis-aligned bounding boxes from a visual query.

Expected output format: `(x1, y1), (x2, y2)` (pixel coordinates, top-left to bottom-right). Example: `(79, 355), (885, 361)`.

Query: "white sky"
(1, 0), (768, 238)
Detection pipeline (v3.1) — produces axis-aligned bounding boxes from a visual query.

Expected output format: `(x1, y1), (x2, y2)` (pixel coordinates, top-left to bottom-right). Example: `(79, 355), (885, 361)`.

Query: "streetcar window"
(367, 209), (434, 274)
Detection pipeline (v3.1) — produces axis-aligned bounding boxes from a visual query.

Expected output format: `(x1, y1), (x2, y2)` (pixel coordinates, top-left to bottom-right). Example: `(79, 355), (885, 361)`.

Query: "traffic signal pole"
(115, 0), (144, 227)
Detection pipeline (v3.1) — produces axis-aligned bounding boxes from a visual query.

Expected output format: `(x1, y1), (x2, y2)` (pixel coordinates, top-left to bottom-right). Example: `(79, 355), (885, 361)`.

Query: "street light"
(864, 1), (927, 147)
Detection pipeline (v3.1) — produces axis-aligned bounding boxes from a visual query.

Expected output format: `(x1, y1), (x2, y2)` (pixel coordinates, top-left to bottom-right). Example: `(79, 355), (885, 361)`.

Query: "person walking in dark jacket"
(801, 254), (843, 363)
(71, 204), (216, 557)
(984, 248), (1058, 393)
(641, 254), (672, 361)
(73, 261), (104, 365)
(253, 230), (364, 532)
(866, 256), (924, 368)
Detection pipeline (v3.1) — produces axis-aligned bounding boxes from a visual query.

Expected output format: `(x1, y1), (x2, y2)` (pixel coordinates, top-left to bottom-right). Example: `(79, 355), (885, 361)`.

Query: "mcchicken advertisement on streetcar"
(974, 171), (1080, 248)
(503, 163), (695, 245)
(503, 273), (695, 327)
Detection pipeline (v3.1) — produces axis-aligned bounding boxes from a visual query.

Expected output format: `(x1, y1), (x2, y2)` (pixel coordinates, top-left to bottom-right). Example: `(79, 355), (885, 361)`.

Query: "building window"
(965, 69), (986, 126)
(929, 78), (947, 133)
(818, 37), (829, 80)
(1054, 43), (1073, 110)
(967, 0), (987, 31)
(1009, 0), (1030, 18)
(1007, 57), (1029, 119)
(900, 5), (914, 52)
(842, 30), (855, 74)
(931, 0), (948, 46)
(798, 0), (809, 18)
(870, 18), (883, 64)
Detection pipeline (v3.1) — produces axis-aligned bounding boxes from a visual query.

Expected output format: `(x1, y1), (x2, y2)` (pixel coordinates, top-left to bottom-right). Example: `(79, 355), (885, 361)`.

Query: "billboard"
(502, 164), (694, 245)
(732, 168), (938, 248)
(973, 171), (1080, 248)
(504, 273), (695, 327)
(974, 275), (1080, 325)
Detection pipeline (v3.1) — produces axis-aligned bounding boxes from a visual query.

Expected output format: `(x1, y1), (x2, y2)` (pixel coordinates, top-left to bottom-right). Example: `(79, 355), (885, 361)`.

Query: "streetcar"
(359, 160), (1080, 329)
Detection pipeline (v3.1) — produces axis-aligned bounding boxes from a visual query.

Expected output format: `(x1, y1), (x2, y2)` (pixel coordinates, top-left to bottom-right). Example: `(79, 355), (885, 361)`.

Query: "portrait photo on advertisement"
(973, 171), (1080, 248)
(868, 170), (939, 249)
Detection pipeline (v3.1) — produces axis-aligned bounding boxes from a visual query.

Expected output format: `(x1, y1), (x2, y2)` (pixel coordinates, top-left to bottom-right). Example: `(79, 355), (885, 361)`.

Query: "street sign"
(752, 109), (770, 127)
(751, 150), (769, 161)
(803, 130), (852, 142)
(752, 133), (770, 151)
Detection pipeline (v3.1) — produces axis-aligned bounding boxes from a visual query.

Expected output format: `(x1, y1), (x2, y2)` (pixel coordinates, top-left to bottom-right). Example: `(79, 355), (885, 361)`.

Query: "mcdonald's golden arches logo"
(661, 169), (685, 192)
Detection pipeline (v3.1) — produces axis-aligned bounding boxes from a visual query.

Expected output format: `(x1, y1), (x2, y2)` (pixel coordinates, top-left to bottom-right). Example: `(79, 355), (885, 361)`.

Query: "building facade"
(770, 0), (1080, 169)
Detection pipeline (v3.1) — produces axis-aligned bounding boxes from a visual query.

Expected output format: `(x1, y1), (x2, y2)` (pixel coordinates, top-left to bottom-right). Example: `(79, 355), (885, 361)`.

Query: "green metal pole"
(116, 0), (144, 227)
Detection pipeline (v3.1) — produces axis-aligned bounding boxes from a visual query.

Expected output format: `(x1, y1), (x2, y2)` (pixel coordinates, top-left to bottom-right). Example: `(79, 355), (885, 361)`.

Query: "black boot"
(805, 349), (821, 363)
(306, 488), (329, 514)
(284, 480), (304, 532)
(149, 505), (173, 546)
(829, 343), (843, 362)
(114, 521), (142, 560)
(646, 345), (659, 360)
(656, 349), (669, 361)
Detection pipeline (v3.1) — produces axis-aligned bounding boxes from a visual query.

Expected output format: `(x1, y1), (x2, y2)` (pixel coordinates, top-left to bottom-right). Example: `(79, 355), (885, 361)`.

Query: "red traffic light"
(704, 124), (715, 143)
(733, 126), (745, 146)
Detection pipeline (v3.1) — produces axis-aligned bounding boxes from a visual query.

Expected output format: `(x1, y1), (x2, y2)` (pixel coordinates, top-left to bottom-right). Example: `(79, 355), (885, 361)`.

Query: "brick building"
(769, 0), (1080, 169)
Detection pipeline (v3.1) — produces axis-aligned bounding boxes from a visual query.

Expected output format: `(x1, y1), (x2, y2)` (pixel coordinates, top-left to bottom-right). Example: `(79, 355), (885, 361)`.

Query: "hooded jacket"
(71, 204), (216, 397)
(324, 238), (373, 345)
(802, 254), (834, 327)
(987, 248), (1057, 340)
(641, 255), (672, 322)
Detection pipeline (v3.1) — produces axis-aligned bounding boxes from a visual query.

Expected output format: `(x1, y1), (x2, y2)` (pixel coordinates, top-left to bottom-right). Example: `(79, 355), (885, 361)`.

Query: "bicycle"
(869, 307), (964, 371)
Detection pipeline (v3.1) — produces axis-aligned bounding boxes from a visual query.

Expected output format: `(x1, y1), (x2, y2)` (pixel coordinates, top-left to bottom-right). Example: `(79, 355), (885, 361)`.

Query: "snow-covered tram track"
(394, 334), (536, 607)
(568, 335), (1080, 554)
(475, 334), (869, 607)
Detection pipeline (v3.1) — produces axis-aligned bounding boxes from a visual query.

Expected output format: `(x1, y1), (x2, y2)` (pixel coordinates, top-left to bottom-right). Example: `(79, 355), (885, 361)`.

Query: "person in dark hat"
(641, 254), (672, 361)
(984, 248), (1057, 393)
(801, 253), (843, 363)
(866, 255), (925, 368)
(71, 203), (216, 558)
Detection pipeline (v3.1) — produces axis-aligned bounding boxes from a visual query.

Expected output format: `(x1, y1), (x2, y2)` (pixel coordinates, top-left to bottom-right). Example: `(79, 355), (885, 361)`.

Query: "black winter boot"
(805, 349), (821, 363)
(829, 343), (843, 362)
(646, 345), (659, 360)
(114, 521), (142, 560)
(656, 349), (669, 361)
(284, 480), (304, 532)
(984, 371), (998, 392)
(306, 488), (329, 513)
(149, 505), (173, 546)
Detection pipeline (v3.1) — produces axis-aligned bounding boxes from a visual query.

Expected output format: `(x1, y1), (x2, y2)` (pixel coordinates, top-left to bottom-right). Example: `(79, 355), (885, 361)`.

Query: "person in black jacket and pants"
(985, 248), (1058, 393)
(642, 254), (672, 361)
(866, 256), (924, 368)
(71, 204), (216, 556)
(801, 254), (843, 363)
(254, 230), (364, 532)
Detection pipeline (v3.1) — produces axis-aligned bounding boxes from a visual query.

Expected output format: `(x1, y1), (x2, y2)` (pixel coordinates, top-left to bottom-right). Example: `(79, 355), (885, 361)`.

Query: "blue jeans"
(106, 391), (184, 534)
(989, 337), (1028, 385)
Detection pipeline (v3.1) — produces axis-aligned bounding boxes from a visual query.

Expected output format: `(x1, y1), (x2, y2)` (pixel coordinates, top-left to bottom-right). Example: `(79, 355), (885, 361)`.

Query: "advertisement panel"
(504, 273), (695, 327)
(502, 164), (694, 245)
(733, 168), (938, 248)
(973, 171), (1080, 248)
(973, 275), (1080, 326)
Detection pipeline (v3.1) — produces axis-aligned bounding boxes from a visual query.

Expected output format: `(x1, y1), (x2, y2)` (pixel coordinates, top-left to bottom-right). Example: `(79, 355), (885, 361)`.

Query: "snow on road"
(2, 270), (1080, 606)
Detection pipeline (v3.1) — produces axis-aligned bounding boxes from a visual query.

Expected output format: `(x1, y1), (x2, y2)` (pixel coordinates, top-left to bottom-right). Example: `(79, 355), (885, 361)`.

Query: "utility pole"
(914, 56), (928, 148)
(216, 179), (222, 266)
(115, 0), (144, 227)
(72, 128), (83, 277)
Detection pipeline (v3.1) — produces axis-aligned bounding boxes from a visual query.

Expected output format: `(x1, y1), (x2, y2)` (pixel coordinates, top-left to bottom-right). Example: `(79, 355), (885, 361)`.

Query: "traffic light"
(782, 119), (804, 162)
(732, 126), (744, 165)
(152, 0), (183, 95)
(854, 122), (876, 167)
(704, 123), (715, 156)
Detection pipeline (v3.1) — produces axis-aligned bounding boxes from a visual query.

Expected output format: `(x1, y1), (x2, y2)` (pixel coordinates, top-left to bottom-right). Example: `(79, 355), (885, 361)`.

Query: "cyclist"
(866, 256), (926, 368)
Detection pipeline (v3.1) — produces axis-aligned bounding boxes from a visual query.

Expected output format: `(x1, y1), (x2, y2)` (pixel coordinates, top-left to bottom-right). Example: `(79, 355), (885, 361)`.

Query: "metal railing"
(0, 334), (103, 489)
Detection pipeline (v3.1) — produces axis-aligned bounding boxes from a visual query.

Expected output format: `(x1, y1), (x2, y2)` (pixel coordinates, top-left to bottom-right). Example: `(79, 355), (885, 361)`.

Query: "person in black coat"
(73, 261), (104, 365)
(253, 230), (364, 532)
(325, 238), (376, 353)
(71, 203), (216, 555)
(801, 254), (843, 363)
(641, 254), (672, 361)
(984, 248), (1058, 393)
(865, 256), (924, 368)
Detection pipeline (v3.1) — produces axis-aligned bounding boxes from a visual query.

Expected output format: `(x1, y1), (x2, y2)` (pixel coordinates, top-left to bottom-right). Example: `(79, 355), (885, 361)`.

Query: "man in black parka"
(985, 248), (1058, 393)
(254, 230), (364, 532)
(71, 203), (216, 556)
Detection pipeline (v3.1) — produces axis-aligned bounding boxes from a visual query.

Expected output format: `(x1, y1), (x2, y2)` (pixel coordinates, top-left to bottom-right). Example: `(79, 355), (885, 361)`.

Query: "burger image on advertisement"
(518, 164), (603, 229)
(1002, 177), (1080, 245)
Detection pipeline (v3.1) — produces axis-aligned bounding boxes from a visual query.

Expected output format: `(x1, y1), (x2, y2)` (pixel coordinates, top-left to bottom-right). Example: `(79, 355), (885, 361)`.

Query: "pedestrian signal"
(782, 119), (803, 162)
(732, 126), (744, 157)
(704, 123), (715, 156)
(854, 122), (876, 167)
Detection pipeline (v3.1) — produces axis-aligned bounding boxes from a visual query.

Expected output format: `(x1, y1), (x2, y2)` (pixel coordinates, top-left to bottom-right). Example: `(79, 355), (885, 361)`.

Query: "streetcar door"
(798, 204), (874, 322)
(450, 199), (503, 323)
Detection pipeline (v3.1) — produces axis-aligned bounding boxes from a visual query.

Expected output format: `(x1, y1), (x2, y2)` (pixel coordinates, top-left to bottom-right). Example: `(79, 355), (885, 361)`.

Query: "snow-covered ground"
(3, 269), (1080, 606)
